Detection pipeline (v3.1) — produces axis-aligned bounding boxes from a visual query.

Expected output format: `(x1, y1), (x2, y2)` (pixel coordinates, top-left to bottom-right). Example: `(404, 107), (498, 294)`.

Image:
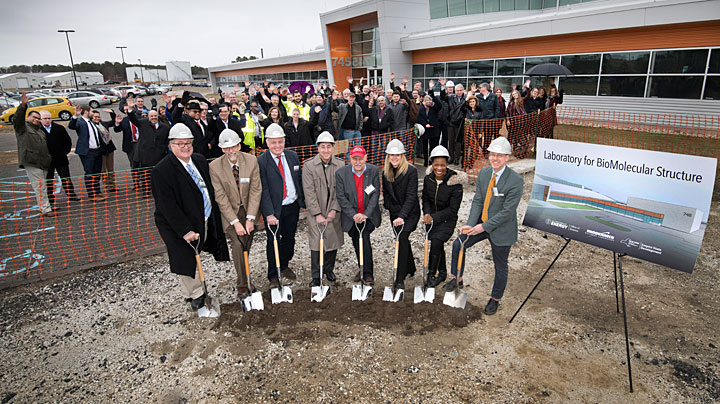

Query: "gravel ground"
(1, 169), (719, 403)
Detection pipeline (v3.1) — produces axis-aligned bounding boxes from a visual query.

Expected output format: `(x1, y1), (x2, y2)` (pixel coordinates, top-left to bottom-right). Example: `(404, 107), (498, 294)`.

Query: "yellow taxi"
(0, 96), (74, 124)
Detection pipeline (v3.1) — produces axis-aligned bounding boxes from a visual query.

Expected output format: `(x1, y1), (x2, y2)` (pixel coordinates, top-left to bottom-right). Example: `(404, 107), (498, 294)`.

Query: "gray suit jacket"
(335, 163), (382, 232)
(467, 166), (524, 246)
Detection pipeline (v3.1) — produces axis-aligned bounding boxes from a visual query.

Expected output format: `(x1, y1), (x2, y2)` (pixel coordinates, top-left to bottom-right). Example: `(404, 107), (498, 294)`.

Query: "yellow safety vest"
(282, 100), (310, 121)
(242, 112), (266, 149)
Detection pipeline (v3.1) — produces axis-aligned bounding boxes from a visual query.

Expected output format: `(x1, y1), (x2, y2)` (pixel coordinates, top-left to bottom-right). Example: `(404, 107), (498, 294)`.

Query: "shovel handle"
(273, 239), (281, 269)
(319, 238), (324, 268)
(393, 241), (400, 270)
(243, 251), (250, 277)
(195, 255), (205, 282)
(359, 238), (364, 266)
(423, 239), (429, 267)
(457, 250), (464, 271)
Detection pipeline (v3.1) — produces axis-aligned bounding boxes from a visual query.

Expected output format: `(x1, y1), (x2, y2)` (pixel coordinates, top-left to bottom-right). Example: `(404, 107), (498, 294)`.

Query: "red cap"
(349, 145), (367, 157)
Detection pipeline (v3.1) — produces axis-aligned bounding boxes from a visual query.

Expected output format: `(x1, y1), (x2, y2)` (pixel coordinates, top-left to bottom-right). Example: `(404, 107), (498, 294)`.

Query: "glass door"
(368, 68), (382, 86)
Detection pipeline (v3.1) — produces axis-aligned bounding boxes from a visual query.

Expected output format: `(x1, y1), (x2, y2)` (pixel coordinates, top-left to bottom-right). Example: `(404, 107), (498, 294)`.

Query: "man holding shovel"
(443, 136), (523, 315)
(209, 129), (262, 299)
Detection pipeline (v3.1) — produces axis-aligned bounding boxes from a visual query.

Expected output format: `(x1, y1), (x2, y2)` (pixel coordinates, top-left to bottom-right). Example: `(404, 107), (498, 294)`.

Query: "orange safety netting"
(0, 129), (415, 287)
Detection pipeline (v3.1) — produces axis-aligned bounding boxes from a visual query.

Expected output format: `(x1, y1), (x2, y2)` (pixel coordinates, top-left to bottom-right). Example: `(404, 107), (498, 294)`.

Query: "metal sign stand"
(509, 236), (634, 393)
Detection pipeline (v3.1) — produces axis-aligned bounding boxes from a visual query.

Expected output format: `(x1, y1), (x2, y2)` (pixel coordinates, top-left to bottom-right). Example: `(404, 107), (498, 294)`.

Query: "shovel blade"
(443, 289), (467, 309)
(242, 292), (264, 312)
(271, 286), (293, 304)
(197, 296), (221, 318)
(414, 286), (435, 304)
(383, 287), (403, 302)
(310, 285), (330, 302)
(352, 284), (372, 301)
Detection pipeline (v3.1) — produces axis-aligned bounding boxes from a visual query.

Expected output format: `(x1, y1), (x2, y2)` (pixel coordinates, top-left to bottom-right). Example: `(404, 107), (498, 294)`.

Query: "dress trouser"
(178, 273), (204, 299)
(79, 149), (102, 197)
(101, 151), (117, 191)
(126, 146), (141, 189)
(46, 163), (77, 206)
(265, 201), (300, 279)
(422, 137), (440, 166)
(26, 165), (51, 214)
(447, 124), (461, 161)
(450, 232), (511, 300)
(311, 250), (337, 280)
(428, 239), (447, 276)
(225, 206), (253, 289)
(395, 229), (416, 281)
(348, 220), (375, 279)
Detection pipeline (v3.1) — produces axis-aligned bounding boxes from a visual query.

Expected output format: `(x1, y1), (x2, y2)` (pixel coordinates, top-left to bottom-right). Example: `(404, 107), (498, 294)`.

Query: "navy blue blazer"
(114, 116), (136, 154)
(258, 149), (305, 218)
(68, 116), (100, 156)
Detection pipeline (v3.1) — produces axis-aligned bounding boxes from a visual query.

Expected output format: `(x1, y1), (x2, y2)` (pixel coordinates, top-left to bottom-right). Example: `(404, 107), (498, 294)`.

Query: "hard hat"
(168, 123), (194, 140)
(385, 139), (405, 154)
(446, 80), (455, 88)
(315, 131), (335, 145)
(414, 123), (425, 137)
(265, 123), (285, 139)
(218, 129), (241, 148)
(487, 136), (512, 155)
(429, 145), (450, 160)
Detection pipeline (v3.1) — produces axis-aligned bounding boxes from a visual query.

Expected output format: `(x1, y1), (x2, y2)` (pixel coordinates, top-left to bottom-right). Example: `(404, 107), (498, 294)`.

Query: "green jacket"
(467, 166), (524, 246)
(14, 104), (51, 170)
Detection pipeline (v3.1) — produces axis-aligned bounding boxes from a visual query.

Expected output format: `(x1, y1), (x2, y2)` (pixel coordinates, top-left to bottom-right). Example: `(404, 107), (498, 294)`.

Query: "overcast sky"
(1, 0), (360, 68)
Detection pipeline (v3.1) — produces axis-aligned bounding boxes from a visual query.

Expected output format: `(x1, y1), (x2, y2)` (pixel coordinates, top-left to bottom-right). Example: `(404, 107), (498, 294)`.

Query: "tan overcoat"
(209, 152), (262, 231)
(302, 154), (345, 251)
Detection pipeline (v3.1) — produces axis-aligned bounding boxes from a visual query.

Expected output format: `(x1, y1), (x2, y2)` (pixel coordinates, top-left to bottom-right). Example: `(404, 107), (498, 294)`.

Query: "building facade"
(208, 0), (720, 114)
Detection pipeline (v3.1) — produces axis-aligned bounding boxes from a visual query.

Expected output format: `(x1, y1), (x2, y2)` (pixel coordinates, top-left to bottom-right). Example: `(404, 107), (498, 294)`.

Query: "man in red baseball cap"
(335, 145), (382, 285)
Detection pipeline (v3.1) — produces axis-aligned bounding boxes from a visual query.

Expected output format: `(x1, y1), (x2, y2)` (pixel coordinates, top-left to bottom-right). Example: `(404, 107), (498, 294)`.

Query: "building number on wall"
(332, 57), (353, 67)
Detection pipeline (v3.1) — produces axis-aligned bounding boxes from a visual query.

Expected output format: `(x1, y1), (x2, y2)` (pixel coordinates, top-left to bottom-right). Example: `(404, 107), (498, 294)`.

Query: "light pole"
(116, 46), (127, 84)
(138, 58), (144, 83)
(58, 29), (79, 90)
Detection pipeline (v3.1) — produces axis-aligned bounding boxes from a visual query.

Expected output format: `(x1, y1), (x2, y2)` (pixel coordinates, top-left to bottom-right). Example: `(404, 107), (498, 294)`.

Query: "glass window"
(362, 41), (374, 54)
(602, 52), (650, 74)
(709, 49), (720, 73)
(543, 0), (557, 7)
(561, 54), (601, 75)
(449, 0), (467, 16)
(45, 98), (61, 105)
(425, 63), (446, 77)
(599, 76), (646, 97)
(529, 0), (543, 9)
(412, 65), (425, 77)
(559, 76), (598, 95)
(362, 29), (374, 41)
(469, 60), (494, 76)
(484, 0), (500, 12)
(375, 40), (381, 53)
(467, 0), (484, 13)
(363, 55), (376, 67)
(311, 71), (319, 80)
(526, 56), (560, 71)
(648, 76), (703, 99)
(704, 76), (720, 100)
(491, 77), (522, 93)
(496, 58), (524, 76)
(352, 56), (363, 68)
(651, 49), (708, 74)
(351, 31), (362, 42)
(559, 0), (581, 4)
(351, 43), (362, 54)
(515, 0), (530, 9)
(500, 0), (515, 10)
(27, 99), (43, 108)
(430, 0), (449, 18)
(447, 62), (468, 78)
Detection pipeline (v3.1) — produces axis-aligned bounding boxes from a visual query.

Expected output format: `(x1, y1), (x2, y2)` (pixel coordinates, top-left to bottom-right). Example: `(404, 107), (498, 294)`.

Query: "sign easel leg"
(613, 252), (620, 313)
(617, 253), (634, 393)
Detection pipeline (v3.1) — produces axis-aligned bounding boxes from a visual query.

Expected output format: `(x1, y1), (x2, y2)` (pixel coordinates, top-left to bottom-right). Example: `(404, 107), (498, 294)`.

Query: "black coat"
(128, 110), (170, 166)
(476, 93), (500, 120)
(417, 98), (442, 139)
(213, 117), (248, 153)
(422, 167), (465, 242)
(44, 123), (72, 166)
(382, 164), (420, 233)
(283, 119), (315, 148)
(370, 106), (395, 134)
(171, 100), (210, 156)
(151, 153), (228, 277)
(258, 149), (306, 218)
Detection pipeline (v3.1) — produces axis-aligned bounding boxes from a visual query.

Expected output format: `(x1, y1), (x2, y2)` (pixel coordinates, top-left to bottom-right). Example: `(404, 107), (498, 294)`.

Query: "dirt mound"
(216, 287), (484, 341)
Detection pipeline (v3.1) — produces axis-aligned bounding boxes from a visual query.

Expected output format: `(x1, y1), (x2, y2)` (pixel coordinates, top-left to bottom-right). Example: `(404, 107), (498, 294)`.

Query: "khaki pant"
(26, 166), (51, 213)
(101, 152), (116, 191)
(225, 207), (253, 289)
(178, 273), (203, 299)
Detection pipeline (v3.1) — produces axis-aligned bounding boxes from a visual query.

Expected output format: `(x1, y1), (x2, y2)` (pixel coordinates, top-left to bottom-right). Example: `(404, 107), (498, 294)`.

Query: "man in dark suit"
(211, 104), (247, 153)
(369, 96), (394, 135)
(68, 105), (105, 201)
(39, 110), (79, 205)
(257, 123), (305, 289)
(170, 97), (210, 157)
(444, 136), (524, 315)
(125, 97), (170, 197)
(335, 145), (382, 285)
(151, 123), (217, 311)
(114, 104), (142, 190)
(417, 94), (443, 166)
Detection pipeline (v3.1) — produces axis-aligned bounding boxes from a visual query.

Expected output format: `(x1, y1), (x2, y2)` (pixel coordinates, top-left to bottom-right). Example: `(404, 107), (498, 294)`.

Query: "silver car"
(65, 91), (111, 108)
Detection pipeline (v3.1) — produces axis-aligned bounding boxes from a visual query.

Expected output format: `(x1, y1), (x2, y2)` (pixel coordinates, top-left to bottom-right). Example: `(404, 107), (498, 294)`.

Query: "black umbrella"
(524, 63), (574, 76)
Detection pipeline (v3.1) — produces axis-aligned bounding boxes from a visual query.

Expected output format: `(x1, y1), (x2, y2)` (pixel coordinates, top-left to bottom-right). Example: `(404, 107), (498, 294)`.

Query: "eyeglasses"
(172, 142), (193, 148)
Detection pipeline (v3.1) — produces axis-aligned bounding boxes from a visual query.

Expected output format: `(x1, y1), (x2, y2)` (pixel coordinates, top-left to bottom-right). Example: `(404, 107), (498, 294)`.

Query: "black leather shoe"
(364, 277), (374, 286)
(325, 271), (336, 282)
(281, 267), (297, 280)
(184, 297), (193, 303)
(354, 270), (362, 283)
(191, 293), (206, 310)
(309, 279), (320, 287)
(395, 280), (405, 290)
(428, 276), (442, 287)
(484, 299), (499, 315)
(237, 287), (250, 298)
(269, 278), (280, 290)
(442, 278), (457, 292)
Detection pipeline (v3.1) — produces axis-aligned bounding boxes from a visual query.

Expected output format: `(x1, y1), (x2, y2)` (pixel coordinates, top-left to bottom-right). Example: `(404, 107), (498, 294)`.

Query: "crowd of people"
(13, 74), (558, 314)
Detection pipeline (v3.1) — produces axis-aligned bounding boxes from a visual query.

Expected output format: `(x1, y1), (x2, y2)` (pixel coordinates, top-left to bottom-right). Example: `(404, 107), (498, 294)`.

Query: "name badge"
(365, 185), (375, 194)
(240, 177), (250, 184)
(492, 187), (504, 197)
(293, 165), (300, 172)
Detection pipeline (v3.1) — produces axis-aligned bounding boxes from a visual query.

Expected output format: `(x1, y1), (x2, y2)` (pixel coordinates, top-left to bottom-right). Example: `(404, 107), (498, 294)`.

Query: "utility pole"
(58, 30), (79, 90)
(138, 58), (144, 83)
(116, 46), (127, 84)
(261, 48), (264, 59)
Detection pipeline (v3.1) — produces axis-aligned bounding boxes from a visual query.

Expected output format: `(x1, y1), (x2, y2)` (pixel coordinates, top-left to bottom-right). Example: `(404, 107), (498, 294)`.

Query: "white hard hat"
(316, 131), (335, 145)
(265, 123), (285, 139)
(414, 123), (425, 137)
(168, 123), (194, 140)
(446, 80), (455, 88)
(385, 139), (405, 154)
(429, 145), (450, 160)
(218, 129), (241, 148)
(487, 136), (512, 155)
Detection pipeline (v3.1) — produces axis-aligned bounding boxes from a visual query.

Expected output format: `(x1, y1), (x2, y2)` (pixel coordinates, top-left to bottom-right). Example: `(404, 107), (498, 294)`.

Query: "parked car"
(0, 96), (74, 124)
(85, 88), (120, 103)
(116, 85), (146, 97)
(148, 84), (171, 94)
(139, 85), (154, 95)
(65, 91), (111, 108)
(104, 80), (120, 85)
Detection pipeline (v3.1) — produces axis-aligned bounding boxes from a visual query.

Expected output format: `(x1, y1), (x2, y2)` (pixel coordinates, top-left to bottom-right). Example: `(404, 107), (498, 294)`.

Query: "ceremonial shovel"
(190, 240), (221, 318)
(414, 223), (435, 304)
(238, 236), (264, 312)
(351, 221), (372, 301)
(383, 223), (405, 302)
(268, 224), (293, 304)
(443, 230), (469, 309)
(310, 223), (330, 302)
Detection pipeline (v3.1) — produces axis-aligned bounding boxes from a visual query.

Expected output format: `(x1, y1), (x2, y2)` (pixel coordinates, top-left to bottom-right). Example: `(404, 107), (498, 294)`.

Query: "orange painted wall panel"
(214, 61), (327, 77)
(412, 21), (720, 64)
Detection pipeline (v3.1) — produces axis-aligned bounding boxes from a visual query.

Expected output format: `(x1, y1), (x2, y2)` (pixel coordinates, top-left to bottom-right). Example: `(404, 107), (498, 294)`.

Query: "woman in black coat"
(421, 145), (465, 287)
(416, 94), (442, 166)
(381, 139), (420, 289)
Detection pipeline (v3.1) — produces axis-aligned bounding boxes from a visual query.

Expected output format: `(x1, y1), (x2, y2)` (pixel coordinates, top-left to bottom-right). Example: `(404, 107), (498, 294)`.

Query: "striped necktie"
(186, 163), (211, 219)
